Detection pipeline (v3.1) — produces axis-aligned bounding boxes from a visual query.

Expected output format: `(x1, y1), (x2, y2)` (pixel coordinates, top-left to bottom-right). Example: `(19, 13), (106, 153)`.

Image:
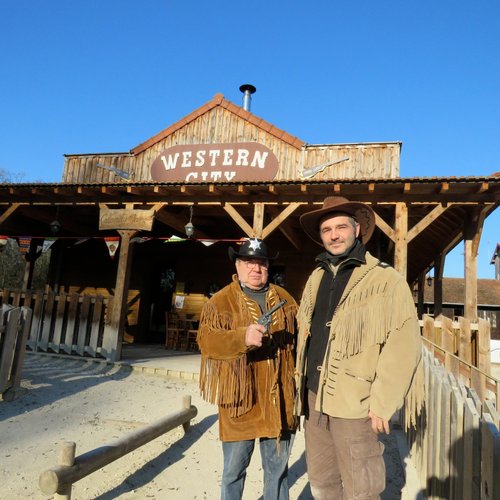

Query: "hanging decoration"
(200, 240), (215, 247)
(104, 236), (120, 259)
(0, 235), (8, 253)
(41, 237), (57, 253)
(18, 236), (32, 255)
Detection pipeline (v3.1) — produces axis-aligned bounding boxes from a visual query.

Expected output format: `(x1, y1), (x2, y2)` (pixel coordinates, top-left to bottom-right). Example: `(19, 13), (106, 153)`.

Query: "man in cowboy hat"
(295, 197), (422, 499)
(197, 238), (298, 500)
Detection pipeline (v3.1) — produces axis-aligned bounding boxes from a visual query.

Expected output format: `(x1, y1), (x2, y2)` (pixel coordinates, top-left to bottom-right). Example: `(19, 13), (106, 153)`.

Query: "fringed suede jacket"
(295, 252), (423, 429)
(197, 275), (298, 442)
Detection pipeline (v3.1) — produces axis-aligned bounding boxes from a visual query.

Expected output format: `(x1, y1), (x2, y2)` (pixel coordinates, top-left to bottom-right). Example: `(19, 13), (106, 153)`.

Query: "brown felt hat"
(300, 196), (375, 246)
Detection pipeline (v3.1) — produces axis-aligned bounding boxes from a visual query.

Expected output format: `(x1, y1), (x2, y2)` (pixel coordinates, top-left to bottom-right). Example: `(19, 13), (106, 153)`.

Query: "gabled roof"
(130, 93), (305, 155)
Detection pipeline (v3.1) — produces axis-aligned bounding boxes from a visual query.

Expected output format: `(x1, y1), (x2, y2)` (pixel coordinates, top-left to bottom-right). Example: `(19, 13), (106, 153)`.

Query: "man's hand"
(245, 323), (267, 347)
(368, 410), (390, 434)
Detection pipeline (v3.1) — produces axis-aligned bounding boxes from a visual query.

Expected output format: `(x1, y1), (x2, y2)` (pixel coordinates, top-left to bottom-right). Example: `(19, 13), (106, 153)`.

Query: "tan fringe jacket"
(197, 275), (298, 441)
(295, 252), (423, 429)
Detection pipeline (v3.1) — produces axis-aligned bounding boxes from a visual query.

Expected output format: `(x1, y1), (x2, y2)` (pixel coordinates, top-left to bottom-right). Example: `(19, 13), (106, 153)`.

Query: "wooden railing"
(39, 395), (197, 497)
(402, 316), (500, 499)
(0, 289), (111, 358)
(420, 314), (494, 401)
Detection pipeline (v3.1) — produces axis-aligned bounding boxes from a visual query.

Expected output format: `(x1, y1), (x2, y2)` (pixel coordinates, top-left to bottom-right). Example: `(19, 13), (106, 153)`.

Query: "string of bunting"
(0, 234), (248, 258)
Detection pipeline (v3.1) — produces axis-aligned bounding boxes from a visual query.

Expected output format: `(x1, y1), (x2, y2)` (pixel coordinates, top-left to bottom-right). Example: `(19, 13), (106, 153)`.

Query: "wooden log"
(55, 441), (75, 500)
(39, 396), (197, 495)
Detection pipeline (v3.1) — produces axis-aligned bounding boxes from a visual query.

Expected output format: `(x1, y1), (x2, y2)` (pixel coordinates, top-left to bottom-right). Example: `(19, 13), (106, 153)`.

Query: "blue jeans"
(221, 431), (295, 500)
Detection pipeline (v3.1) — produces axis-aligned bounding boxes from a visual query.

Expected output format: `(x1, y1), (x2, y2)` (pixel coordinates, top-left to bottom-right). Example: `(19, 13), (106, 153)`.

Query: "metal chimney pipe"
(239, 84), (256, 111)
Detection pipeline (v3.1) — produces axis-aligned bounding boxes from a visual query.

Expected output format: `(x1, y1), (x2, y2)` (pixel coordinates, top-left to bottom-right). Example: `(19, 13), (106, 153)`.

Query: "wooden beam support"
(374, 212), (395, 242)
(262, 203), (301, 239)
(407, 204), (448, 243)
(394, 202), (408, 277)
(0, 204), (20, 225)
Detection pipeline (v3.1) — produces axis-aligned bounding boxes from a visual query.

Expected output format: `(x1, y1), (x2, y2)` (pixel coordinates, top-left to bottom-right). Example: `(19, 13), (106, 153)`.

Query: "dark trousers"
(304, 391), (385, 500)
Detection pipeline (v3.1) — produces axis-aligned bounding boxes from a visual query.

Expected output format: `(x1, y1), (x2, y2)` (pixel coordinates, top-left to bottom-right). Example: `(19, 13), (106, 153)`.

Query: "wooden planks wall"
(62, 107), (400, 183)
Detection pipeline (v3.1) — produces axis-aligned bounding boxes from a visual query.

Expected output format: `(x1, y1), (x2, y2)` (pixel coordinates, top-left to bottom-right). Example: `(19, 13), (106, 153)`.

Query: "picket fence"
(404, 316), (500, 500)
(0, 289), (110, 358)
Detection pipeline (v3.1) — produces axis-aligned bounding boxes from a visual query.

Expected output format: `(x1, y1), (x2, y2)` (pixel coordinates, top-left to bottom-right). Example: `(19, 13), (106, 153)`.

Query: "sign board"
(99, 208), (155, 231)
(150, 142), (279, 182)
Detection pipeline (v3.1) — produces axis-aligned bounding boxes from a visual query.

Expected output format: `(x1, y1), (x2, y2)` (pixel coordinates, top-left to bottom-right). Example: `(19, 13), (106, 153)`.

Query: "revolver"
(257, 299), (287, 331)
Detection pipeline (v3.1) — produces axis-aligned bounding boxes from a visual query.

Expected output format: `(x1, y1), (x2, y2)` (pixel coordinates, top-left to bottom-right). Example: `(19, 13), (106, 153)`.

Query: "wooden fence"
(0, 289), (111, 358)
(420, 314), (496, 402)
(0, 304), (32, 400)
(403, 316), (500, 499)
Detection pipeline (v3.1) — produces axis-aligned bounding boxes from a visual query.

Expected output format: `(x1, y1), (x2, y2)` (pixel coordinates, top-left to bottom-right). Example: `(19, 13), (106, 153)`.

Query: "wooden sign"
(150, 142), (279, 182)
(99, 208), (155, 231)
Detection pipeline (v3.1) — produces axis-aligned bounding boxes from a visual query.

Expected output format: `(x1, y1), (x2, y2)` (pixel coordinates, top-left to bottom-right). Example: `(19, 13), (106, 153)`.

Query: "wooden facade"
(1, 92), (499, 361)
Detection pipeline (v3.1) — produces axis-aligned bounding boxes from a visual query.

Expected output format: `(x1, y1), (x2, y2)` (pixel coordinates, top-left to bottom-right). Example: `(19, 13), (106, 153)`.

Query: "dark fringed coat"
(197, 275), (298, 442)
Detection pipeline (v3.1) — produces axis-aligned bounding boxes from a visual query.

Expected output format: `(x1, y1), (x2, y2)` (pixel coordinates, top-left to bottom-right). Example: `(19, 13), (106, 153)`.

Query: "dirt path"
(0, 353), (409, 499)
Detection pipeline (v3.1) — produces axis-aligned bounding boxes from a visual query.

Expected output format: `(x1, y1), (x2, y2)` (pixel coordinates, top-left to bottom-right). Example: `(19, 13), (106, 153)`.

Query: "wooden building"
(419, 278), (500, 339)
(0, 91), (499, 361)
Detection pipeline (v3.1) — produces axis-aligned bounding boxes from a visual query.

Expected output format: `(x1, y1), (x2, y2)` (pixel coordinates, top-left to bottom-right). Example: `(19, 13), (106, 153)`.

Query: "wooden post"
(394, 202), (408, 278)
(102, 230), (137, 362)
(22, 239), (39, 291)
(55, 442), (76, 499)
(463, 209), (485, 320)
(434, 253), (444, 318)
(417, 273), (425, 319)
(253, 203), (265, 238)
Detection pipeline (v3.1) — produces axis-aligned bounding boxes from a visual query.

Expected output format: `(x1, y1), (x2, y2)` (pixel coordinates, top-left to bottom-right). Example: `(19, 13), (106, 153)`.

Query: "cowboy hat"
(228, 238), (279, 262)
(300, 196), (375, 245)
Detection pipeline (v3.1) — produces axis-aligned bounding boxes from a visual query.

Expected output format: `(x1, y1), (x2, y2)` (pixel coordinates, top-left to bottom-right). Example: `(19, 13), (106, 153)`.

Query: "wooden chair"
(165, 311), (184, 350)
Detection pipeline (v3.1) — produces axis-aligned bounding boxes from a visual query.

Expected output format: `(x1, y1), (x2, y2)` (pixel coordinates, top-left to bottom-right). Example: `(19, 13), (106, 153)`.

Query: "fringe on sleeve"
(403, 352), (425, 430)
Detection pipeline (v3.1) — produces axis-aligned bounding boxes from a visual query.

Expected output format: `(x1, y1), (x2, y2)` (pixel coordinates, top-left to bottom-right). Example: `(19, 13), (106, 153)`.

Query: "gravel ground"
(0, 353), (411, 499)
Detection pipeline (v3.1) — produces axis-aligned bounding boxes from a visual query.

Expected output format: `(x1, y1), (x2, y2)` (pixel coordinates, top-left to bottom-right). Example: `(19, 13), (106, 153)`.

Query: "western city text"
(160, 148), (269, 171)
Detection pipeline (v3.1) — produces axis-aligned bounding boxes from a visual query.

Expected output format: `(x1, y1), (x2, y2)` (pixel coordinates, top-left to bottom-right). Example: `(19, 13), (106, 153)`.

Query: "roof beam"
(0, 204), (20, 225)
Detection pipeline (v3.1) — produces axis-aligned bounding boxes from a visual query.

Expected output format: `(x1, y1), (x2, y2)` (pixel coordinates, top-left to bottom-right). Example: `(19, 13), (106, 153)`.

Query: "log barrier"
(39, 395), (197, 498)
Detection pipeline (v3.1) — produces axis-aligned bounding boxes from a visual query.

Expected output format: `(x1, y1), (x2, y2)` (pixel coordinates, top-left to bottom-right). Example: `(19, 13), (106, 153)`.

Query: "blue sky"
(1, 0), (498, 278)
